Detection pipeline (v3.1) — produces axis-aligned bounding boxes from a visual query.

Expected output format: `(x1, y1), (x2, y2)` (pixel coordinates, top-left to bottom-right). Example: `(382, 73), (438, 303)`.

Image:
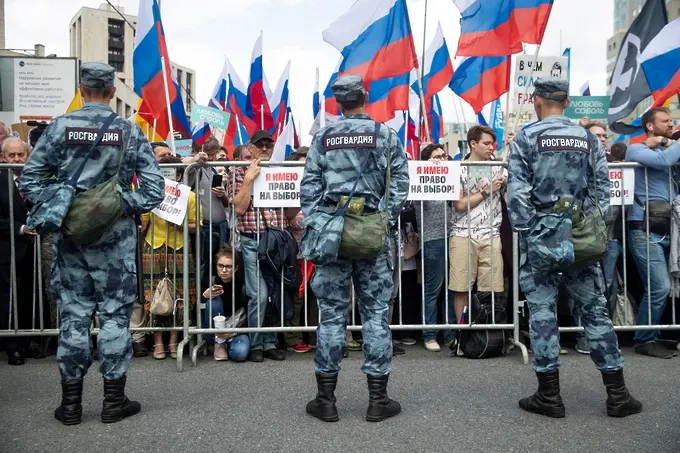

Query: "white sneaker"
(425, 340), (441, 352)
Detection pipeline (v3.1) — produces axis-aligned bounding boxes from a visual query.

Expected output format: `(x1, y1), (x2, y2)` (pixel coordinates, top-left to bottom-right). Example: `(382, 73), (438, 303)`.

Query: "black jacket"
(258, 225), (300, 326)
(0, 169), (32, 266)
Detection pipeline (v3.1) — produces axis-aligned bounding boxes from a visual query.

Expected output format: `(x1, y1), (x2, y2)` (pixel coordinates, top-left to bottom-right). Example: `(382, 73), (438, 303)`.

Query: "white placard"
(253, 167), (304, 207)
(152, 178), (191, 225)
(609, 168), (634, 205)
(513, 55), (569, 107)
(407, 161), (461, 200)
(0, 57), (78, 125)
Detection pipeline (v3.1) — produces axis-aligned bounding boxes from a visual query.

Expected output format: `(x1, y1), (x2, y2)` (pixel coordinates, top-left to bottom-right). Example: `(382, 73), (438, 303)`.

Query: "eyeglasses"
(217, 264), (235, 271)
(255, 141), (275, 150)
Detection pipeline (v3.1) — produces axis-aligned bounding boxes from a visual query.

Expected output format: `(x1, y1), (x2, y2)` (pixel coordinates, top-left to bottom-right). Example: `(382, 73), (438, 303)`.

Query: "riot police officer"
(20, 62), (165, 425)
(507, 77), (641, 418)
(300, 74), (409, 422)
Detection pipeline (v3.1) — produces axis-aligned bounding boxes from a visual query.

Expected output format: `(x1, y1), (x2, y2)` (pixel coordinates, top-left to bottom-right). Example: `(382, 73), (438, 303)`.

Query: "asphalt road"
(0, 346), (678, 453)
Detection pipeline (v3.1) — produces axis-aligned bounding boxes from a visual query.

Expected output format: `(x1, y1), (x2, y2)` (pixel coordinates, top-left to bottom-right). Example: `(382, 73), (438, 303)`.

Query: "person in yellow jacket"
(141, 152), (202, 360)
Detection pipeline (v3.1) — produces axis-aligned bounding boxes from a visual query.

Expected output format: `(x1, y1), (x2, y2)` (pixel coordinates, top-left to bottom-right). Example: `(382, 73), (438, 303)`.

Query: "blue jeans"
(575, 240), (621, 339)
(240, 236), (277, 351)
(422, 239), (455, 342)
(602, 240), (622, 297)
(201, 298), (250, 361)
(628, 229), (671, 344)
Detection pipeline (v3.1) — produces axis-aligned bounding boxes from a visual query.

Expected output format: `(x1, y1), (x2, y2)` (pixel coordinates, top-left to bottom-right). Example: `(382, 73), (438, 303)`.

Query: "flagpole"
(260, 105), (264, 130)
(501, 88), (512, 159)
(417, 0), (431, 149)
(160, 56), (176, 154)
(505, 44), (542, 162)
(320, 94), (326, 128)
(152, 118), (158, 142)
(235, 114), (244, 144)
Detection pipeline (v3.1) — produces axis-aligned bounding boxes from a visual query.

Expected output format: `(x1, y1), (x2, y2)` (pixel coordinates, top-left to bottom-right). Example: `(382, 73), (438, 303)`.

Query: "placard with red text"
(253, 167), (305, 208)
(609, 168), (634, 206)
(407, 161), (461, 201)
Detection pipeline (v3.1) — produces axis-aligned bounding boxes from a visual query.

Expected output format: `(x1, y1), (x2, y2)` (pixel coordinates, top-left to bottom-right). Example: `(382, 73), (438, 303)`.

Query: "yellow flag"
(66, 90), (83, 113)
(134, 98), (163, 142)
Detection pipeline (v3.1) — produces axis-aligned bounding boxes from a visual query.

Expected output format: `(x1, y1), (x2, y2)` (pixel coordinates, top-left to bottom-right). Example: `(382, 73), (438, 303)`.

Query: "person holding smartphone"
(201, 244), (248, 361)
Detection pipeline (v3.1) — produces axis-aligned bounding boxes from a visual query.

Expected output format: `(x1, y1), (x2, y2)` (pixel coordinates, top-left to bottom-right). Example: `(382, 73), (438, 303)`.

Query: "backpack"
(455, 292), (508, 359)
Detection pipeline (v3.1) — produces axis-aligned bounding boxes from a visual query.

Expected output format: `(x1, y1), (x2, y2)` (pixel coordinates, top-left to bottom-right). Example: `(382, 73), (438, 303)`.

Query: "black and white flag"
(608, 0), (667, 134)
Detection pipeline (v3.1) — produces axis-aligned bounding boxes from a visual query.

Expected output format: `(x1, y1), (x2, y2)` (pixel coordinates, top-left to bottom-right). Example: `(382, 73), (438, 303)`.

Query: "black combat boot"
(519, 370), (566, 418)
(366, 374), (401, 422)
(100, 376), (141, 423)
(601, 371), (643, 418)
(306, 373), (339, 422)
(54, 380), (83, 425)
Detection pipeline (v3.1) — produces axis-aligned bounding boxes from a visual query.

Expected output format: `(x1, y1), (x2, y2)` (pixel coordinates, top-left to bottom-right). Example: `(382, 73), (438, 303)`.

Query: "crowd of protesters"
(2, 112), (680, 366)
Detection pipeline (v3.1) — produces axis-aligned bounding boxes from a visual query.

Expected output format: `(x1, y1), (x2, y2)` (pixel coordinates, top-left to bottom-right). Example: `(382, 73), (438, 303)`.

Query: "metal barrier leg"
(191, 338), (206, 366)
(176, 336), (190, 372)
(510, 233), (529, 364)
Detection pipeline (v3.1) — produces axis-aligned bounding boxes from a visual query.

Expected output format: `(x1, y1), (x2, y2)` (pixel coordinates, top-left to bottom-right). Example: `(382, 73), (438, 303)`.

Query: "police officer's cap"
(533, 77), (569, 102)
(80, 62), (115, 89)
(331, 74), (366, 104)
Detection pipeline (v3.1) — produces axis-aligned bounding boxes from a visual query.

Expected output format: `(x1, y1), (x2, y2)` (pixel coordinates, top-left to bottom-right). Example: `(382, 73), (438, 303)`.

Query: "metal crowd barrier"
(1, 160), (678, 372)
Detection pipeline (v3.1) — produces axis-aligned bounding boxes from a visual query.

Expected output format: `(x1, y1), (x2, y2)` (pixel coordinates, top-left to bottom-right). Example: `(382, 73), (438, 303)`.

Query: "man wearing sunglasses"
(227, 129), (297, 363)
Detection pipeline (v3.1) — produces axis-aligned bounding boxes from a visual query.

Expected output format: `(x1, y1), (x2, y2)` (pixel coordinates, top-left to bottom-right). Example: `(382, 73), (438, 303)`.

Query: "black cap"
(250, 129), (273, 145)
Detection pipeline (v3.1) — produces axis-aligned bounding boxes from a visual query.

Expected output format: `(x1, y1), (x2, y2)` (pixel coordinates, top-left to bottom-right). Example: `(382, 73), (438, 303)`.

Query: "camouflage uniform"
(508, 84), (621, 374)
(20, 64), (164, 384)
(507, 78), (641, 420)
(302, 96), (409, 378)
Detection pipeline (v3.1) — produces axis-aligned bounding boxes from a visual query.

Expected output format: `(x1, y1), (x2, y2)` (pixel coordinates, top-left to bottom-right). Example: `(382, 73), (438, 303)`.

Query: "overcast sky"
(5, 0), (614, 140)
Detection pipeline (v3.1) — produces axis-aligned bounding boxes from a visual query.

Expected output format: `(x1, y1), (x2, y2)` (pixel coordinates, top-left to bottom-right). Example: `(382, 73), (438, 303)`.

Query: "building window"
(116, 99), (123, 116)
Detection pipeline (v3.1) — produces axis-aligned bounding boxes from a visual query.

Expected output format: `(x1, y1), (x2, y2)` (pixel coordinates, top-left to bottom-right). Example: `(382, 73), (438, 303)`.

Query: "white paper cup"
(213, 315), (226, 329)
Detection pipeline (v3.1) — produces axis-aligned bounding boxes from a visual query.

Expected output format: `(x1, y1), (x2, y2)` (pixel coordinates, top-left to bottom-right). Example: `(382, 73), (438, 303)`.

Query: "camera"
(26, 120), (49, 148)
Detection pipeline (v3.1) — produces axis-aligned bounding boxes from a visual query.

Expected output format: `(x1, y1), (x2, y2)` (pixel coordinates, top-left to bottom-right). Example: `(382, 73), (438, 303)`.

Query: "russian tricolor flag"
(580, 81), (591, 96)
(209, 61), (228, 110)
(366, 73), (411, 123)
(133, 0), (177, 119)
(453, 0), (554, 57)
(453, 0), (523, 57)
(191, 121), (211, 145)
(270, 60), (291, 137)
(412, 22), (454, 115)
(513, 0), (555, 45)
(449, 56), (511, 114)
(246, 32), (274, 131)
(614, 116), (646, 145)
(313, 67), (320, 120)
(429, 94), (444, 144)
(225, 58), (256, 151)
(322, 0), (418, 83)
(272, 118), (296, 161)
(640, 17), (680, 108)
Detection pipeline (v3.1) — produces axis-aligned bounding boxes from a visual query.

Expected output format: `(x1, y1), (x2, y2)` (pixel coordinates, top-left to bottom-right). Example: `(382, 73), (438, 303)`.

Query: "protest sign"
(253, 167), (305, 208)
(609, 168), (634, 206)
(407, 161), (461, 201)
(174, 138), (193, 156)
(161, 167), (177, 180)
(513, 55), (569, 107)
(564, 96), (610, 119)
(190, 105), (231, 130)
(152, 178), (191, 225)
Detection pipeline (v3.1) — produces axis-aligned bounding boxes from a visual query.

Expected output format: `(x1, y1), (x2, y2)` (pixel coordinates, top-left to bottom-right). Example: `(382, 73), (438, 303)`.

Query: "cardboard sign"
(513, 56), (569, 107)
(407, 161), (461, 200)
(564, 96), (611, 119)
(609, 168), (634, 206)
(174, 139), (193, 157)
(152, 178), (191, 225)
(190, 105), (231, 130)
(253, 167), (305, 207)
